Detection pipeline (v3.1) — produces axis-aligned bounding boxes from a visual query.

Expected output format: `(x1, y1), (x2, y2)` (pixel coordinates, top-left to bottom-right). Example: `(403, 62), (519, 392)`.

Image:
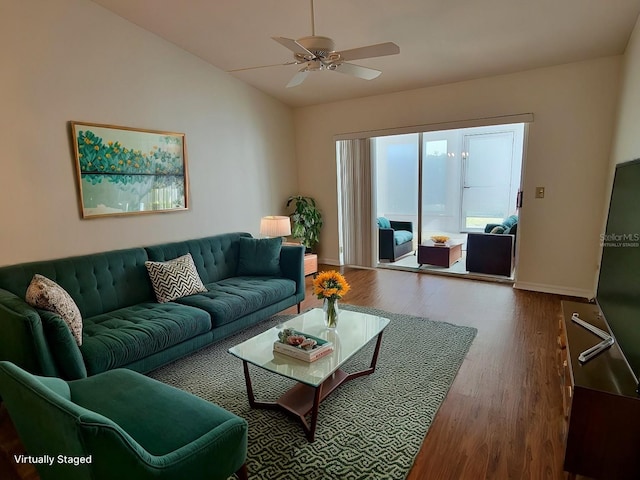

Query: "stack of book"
(273, 331), (333, 362)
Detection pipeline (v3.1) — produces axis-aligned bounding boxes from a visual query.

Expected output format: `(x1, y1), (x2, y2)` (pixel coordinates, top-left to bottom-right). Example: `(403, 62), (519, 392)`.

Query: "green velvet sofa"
(0, 232), (305, 380)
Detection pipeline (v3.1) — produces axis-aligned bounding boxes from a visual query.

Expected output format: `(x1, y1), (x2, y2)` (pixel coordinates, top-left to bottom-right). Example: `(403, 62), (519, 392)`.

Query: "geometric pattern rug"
(148, 305), (477, 480)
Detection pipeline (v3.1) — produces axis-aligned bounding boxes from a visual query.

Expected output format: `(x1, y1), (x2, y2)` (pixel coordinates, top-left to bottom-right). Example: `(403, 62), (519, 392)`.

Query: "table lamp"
(259, 216), (291, 239)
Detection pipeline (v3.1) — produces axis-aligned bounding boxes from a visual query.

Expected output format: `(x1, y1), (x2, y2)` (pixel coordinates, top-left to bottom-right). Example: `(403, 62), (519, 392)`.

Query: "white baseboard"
(318, 257), (341, 266)
(514, 281), (592, 300)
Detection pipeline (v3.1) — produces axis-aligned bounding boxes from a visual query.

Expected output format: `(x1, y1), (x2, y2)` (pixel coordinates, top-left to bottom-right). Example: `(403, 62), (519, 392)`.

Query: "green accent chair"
(0, 361), (248, 480)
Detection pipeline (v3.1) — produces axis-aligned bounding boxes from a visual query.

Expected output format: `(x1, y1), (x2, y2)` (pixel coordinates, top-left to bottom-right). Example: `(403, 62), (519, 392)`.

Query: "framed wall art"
(70, 122), (189, 218)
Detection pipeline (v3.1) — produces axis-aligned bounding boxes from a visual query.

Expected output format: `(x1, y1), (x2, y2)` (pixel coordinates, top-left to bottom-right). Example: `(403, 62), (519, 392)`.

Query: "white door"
(460, 131), (515, 231)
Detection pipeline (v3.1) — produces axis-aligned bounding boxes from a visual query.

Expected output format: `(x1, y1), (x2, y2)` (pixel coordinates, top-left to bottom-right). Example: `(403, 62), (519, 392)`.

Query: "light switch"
(535, 187), (545, 198)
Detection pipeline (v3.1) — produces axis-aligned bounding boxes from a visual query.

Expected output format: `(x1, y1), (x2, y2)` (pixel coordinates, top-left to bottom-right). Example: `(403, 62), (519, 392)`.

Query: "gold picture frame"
(70, 121), (189, 218)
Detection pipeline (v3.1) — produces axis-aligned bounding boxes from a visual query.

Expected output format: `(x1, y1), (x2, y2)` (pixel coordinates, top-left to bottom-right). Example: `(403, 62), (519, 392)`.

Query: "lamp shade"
(260, 216), (291, 238)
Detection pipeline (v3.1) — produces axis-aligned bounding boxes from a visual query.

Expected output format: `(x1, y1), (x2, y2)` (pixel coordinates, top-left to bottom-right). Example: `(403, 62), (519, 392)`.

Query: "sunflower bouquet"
(313, 270), (351, 300)
(313, 270), (350, 328)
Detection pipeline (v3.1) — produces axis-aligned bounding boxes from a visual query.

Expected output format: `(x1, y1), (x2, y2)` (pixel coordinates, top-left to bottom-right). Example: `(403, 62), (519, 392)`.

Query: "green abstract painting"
(71, 122), (188, 218)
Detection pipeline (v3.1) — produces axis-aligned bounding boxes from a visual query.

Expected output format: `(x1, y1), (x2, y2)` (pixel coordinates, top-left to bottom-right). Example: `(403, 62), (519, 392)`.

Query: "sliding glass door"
(372, 123), (524, 263)
(374, 133), (419, 239)
(421, 131), (461, 241)
(461, 131), (516, 231)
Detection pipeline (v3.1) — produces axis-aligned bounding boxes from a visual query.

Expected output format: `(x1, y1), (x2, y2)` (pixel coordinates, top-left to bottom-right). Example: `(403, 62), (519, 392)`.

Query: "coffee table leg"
(344, 330), (385, 381)
(307, 384), (323, 442)
(242, 360), (256, 406)
(242, 360), (277, 409)
(242, 359), (321, 439)
(369, 331), (384, 370)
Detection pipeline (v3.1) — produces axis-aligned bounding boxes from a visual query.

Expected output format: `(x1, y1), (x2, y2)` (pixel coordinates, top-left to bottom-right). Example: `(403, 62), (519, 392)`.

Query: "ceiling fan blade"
(287, 70), (309, 88)
(228, 61), (297, 73)
(272, 37), (314, 58)
(338, 42), (400, 61)
(334, 62), (381, 80)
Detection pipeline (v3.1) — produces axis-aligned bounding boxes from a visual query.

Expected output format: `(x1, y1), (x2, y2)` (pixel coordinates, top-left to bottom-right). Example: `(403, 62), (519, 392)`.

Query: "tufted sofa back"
(145, 232), (251, 284)
(0, 248), (153, 319)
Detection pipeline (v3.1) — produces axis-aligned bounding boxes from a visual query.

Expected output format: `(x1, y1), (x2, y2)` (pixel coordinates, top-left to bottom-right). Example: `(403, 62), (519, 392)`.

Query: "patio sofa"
(0, 232), (305, 380)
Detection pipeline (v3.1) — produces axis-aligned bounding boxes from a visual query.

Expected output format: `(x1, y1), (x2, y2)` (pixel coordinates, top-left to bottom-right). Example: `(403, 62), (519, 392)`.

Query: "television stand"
(559, 301), (640, 479)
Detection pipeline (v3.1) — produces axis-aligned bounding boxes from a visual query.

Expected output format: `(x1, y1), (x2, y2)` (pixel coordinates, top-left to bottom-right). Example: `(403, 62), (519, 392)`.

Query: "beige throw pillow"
(145, 253), (207, 303)
(25, 274), (83, 346)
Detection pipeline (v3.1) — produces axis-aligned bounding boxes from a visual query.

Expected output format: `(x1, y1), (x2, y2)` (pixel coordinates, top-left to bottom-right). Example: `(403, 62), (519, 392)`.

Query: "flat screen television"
(597, 158), (640, 390)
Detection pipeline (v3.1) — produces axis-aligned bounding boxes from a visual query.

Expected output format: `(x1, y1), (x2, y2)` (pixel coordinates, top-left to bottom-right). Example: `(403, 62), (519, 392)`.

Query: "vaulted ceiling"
(91, 0), (640, 107)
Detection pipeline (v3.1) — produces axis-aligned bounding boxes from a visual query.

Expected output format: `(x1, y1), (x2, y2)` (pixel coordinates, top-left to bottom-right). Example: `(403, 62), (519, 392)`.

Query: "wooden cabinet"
(560, 301), (640, 479)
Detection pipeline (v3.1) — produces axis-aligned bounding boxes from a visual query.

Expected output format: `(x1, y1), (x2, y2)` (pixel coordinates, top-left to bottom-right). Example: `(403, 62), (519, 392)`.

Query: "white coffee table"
(228, 308), (390, 441)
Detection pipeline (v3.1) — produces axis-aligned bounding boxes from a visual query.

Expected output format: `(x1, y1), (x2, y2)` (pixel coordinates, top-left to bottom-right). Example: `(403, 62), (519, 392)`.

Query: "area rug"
(149, 305), (477, 480)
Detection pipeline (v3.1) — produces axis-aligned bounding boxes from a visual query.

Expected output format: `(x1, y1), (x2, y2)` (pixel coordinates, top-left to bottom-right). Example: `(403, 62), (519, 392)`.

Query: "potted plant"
(286, 195), (323, 252)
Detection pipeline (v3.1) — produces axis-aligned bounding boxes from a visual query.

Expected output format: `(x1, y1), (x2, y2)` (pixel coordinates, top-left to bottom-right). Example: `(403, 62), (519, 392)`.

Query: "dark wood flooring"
(1, 266), (586, 479)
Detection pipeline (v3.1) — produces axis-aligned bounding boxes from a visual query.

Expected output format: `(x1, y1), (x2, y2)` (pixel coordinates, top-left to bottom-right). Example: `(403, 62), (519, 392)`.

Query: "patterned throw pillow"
(145, 253), (207, 303)
(25, 274), (83, 346)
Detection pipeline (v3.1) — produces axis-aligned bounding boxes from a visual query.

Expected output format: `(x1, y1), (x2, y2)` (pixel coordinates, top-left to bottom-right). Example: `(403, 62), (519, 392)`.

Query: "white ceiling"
(91, 0), (640, 108)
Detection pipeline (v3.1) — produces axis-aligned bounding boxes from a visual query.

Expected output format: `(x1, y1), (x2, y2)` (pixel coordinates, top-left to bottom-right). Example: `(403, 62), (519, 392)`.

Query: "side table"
(418, 241), (463, 267)
(304, 253), (318, 276)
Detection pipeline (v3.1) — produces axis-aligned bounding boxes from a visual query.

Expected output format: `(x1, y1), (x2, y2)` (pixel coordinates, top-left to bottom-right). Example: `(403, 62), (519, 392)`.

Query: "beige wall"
(594, 17), (640, 294)
(611, 16), (640, 165)
(294, 57), (622, 297)
(0, 0), (297, 267)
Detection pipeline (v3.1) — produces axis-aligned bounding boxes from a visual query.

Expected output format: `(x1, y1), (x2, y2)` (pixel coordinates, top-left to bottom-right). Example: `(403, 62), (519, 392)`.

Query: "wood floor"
(1, 266), (584, 479)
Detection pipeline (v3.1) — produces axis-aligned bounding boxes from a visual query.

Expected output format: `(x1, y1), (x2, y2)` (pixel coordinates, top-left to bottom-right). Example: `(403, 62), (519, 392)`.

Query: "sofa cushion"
(145, 233), (250, 284)
(377, 217), (391, 229)
(145, 254), (207, 303)
(502, 215), (518, 229)
(176, 277), (296, 328)
(81, 303), (211, 375)
(25, 274), (84, 346)
(490, 225), (506, 234)
(394, 230), (413, 245)
(237, 237), (282, 276)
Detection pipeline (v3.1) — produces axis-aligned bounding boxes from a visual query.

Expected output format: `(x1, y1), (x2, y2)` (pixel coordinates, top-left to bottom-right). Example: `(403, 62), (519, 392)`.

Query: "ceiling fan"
(229, 0), (400, 88)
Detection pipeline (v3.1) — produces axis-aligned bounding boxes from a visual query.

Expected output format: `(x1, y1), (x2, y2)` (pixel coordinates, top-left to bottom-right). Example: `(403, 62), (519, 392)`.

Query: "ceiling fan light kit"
(296, 36), (335, 58)
(231, 0), (400, 88)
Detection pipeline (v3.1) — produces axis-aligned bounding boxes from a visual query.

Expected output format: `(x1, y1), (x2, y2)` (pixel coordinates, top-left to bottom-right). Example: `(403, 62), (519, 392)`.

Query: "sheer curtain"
(338, 138), (376, 268)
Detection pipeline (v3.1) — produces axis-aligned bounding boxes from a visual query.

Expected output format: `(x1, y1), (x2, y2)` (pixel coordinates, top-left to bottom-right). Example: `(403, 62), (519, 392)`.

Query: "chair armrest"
(39, 311), (87, 380)
(72, 369), (248, 480)
(0, 289), (59, 377)
(390, 221), (413, 232)
(78, 415), (247, 480)
(378, 228), (395, 261)
(379, 228), (394, 244)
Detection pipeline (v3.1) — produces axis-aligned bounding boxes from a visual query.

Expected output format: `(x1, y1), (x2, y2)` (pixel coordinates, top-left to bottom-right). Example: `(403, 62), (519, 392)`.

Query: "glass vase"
(323, 298), (339, 329)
